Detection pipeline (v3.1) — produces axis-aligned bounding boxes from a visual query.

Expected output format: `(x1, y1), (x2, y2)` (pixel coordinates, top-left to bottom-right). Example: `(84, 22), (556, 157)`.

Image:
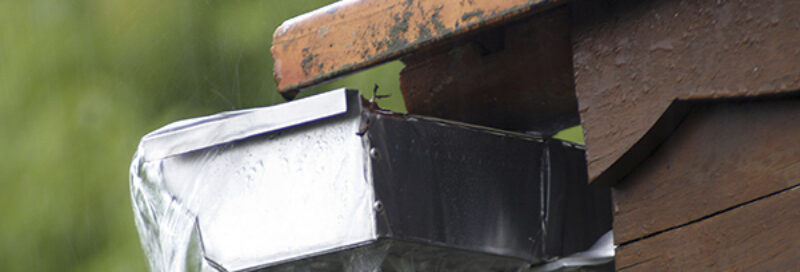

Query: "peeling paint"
(300, 48), (319, 75)
(461, 9), (484, 21)
(372, 40), (386, 52)
(272, 0), (564, 94)
(431, 6), (446, 32)
(417, 23), (432, 39)
(387, 11), (412, 49)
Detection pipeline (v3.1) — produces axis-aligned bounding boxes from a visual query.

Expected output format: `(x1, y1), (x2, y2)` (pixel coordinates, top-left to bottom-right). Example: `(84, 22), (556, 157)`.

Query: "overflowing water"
(130, 128), (614, 272)
(128, 90), (381, 271)
(128, 89), (614, 272)
(130, 148), (215, 272)
(128, 119), (378, 271)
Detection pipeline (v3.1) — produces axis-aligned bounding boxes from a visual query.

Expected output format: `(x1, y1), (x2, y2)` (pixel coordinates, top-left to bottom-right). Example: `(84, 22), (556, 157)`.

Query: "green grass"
(553, 125), (585, 144)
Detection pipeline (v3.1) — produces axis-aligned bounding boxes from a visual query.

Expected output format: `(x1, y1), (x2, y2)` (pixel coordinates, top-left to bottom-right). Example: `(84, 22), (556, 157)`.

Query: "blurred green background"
(0, 0), (581, 271)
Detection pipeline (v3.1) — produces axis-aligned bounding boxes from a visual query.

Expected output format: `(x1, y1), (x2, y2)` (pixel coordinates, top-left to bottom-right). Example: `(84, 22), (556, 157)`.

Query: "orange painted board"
(271, 0), (564, 98)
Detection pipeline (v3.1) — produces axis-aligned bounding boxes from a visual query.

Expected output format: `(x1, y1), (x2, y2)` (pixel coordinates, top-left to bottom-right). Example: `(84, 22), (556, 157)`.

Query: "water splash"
(130, 149), (212, 272)
(128, 88), (613, 271)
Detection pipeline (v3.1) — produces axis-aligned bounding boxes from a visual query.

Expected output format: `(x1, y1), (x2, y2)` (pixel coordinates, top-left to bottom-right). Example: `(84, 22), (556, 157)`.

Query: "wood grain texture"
(615, 186), (800, 271)
(271, 0), (565, 97)
(571, 0), (800, 184)
(612, 98), (800, 244)
(399, 7), (577, 133)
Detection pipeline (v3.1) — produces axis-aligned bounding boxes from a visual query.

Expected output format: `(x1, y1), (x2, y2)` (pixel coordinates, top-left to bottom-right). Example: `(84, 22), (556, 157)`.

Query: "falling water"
(130, 147), (215, 272)
(128, 89), (614, 272)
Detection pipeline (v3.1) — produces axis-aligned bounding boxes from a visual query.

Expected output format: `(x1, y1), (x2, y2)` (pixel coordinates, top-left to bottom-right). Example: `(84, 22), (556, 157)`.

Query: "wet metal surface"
(530, 231), (614, 272)
(367, 109), (611, 263)
(131, 89), (612, 271)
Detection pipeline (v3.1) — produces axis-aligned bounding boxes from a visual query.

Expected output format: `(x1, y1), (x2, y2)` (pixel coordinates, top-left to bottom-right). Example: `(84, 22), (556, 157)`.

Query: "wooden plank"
(615, 186), (800, 271)
(399, 7), (577, 133)
(571, 0), (800, 184)
(271, 0), (565, 98)
(613, 98), (800, 244)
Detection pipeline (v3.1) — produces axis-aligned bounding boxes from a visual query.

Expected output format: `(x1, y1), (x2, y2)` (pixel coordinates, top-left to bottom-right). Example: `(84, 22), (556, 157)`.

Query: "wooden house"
(271, 0), (800, 270)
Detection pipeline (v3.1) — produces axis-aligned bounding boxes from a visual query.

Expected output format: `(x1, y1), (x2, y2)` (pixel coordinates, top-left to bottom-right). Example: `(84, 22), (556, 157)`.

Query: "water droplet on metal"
(369, 147), (380, 160)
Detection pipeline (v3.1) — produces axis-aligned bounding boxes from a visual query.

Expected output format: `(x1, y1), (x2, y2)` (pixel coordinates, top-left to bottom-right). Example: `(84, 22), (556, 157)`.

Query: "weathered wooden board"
(615, 185), (800, 271)
(271, 0), (565, 98)
(399, 7), (577, 133)
(571, 0), (800, 184)
(612, 98), (800, 244)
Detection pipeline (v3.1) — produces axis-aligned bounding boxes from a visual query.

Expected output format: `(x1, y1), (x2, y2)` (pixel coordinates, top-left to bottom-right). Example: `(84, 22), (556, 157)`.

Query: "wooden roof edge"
(271, 0), (567, 98)
(589, 90), (800, 186)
